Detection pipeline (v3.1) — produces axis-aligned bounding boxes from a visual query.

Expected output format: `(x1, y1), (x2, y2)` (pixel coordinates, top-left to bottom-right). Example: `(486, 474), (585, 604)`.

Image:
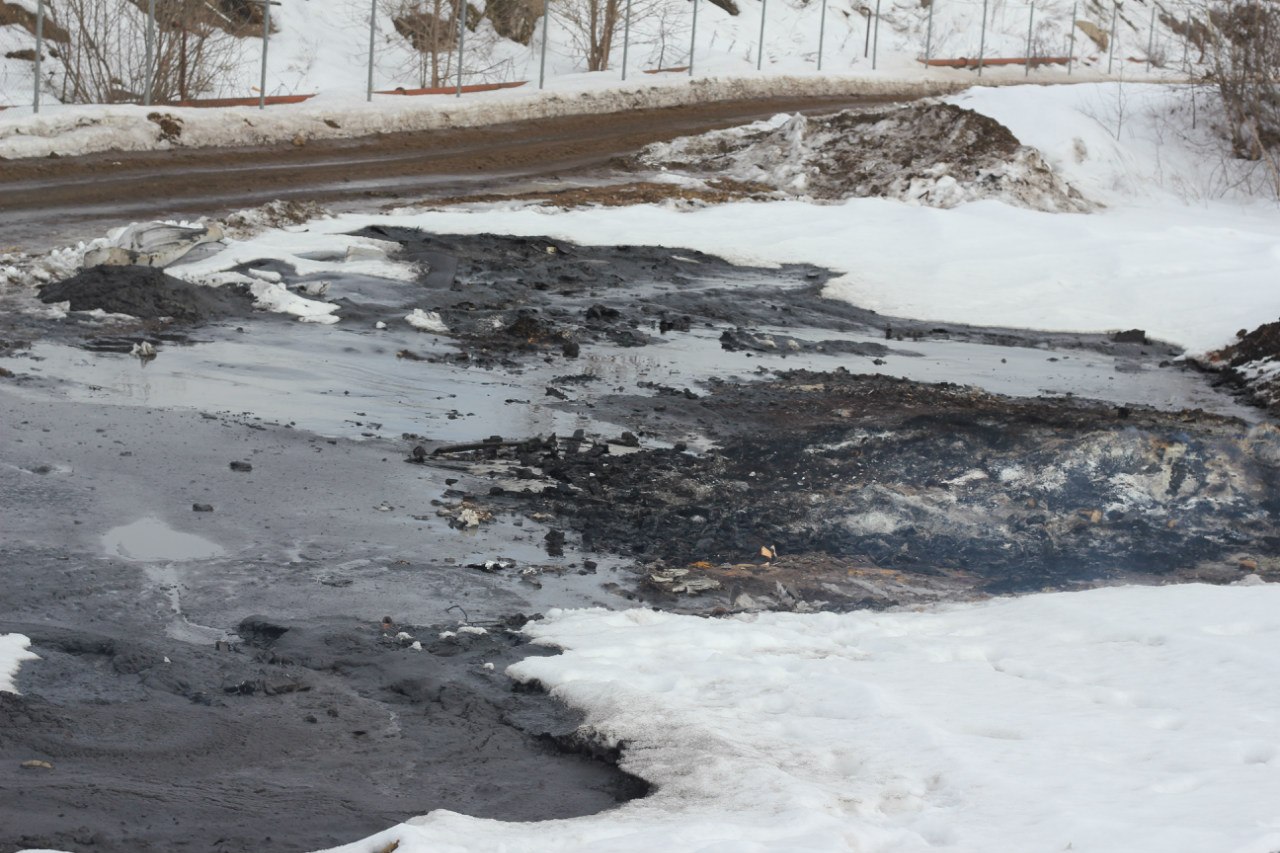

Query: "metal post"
(1152, 3), (1162, 70)
(367, 0), (376, 100)
(817, 0), (827, 69)
(977, 0), (988, 76)
(924, 0), (934, 64)
(259, 0), (270, 109)
(1067, 0), (1076, 74)
(1107, 0), (1118, 74)
(862, 8), (870, 57)
(1025, 0), (1034, 75)
(689, 0), (698, 75)
(34, 0), (43, 113)
(539, 0), (549, 88)
(456, 0), (465, 98)
(144, 0), (155, 105)
(872, 0), (881, 69)
(621, 0), (631, 80)
(757, 0), (767, 70)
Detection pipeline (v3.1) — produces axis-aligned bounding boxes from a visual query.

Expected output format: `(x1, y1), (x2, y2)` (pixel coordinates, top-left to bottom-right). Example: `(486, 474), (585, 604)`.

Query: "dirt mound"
(39, 265), (252, 323)
(437, 371), (1277, 601)
(636, 103), (1092, 212)
(1205, 319), (1280, 413)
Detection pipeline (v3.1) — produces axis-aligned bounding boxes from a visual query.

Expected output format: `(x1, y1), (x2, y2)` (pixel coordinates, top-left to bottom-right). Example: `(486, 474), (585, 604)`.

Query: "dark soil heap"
(637, 102), (1091, 211)
(438, 371), (1280, 603)
(39, 265), (252, 324)
(1206, 319), (1280, 415)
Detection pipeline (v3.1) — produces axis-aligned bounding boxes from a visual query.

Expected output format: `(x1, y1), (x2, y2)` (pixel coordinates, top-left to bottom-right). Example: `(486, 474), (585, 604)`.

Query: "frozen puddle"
(9, 317), (1257, 448)
(102, 516), (226, 562)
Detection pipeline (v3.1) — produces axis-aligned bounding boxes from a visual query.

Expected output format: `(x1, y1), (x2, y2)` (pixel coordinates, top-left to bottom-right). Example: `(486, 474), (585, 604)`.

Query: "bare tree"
(1200, 0), (1280, 196)
(381, 0), (511, 87)
(1206, 2), (1280, 152)
(555, 0), (621, 70)
(554, 0), (673, 71)
(50, 0), (247, 103)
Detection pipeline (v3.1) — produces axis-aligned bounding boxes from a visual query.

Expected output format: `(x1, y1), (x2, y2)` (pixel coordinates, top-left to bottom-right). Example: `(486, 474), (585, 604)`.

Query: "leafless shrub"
(1204, 0), (1280, 184)
(49, 0), (247, 103)
(554, 0), (669, 71)
(380, 0), (511, 87)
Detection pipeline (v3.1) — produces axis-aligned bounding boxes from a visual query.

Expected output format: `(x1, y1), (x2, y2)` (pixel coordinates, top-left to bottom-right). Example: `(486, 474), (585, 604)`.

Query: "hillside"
(0, 0), (1197, 112)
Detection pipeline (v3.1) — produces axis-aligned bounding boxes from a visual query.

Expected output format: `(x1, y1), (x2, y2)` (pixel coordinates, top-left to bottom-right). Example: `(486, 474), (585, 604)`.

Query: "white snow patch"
(405, 309), (449, 333)
(323, 583), (1280, 853)
(249, 281), (341, 324)
(0, 634), (39, 694)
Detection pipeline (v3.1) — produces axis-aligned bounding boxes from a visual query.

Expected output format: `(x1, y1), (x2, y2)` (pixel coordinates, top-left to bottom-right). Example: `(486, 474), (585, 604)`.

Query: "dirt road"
(0, 93), (898, 249)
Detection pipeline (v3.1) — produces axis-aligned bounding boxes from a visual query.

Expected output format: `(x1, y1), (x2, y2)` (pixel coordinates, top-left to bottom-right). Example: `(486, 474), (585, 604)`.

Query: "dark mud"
(1, 608), (644, 853)
(633, 102), (1090, 211)
(1201, 318), (1280, 415)
(39, 264), (254, 323)
(425, 370), (1280, 609)
(351, 229), (1181, 365)
(0, 393), (643, 853)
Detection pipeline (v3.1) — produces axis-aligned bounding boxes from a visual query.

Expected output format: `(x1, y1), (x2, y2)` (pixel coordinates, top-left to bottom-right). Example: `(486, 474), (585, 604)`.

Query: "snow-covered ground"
(314, 581), (1280, 853)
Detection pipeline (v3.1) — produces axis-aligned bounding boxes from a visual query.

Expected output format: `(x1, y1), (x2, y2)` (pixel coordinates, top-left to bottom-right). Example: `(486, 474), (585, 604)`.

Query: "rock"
(406, 308), (449, 333)
(1111, 329), (1148, 344)
(484, 0), (542, 44)
(192, 503), (214, 513)
(544, 529), (566, 557)
(229, 461), (253, 472)
(20, 760), (53, 770)
(147, 112), (183, 143)
(1075, 18), (1108, 51)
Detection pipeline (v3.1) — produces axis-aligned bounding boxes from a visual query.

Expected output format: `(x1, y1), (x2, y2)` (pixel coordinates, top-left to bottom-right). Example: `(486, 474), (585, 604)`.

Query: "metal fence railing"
(4, 0), (1209, 114)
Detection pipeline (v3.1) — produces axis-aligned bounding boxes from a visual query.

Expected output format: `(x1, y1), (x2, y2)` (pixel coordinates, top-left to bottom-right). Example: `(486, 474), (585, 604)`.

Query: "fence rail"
(3, 0), (1207, 114)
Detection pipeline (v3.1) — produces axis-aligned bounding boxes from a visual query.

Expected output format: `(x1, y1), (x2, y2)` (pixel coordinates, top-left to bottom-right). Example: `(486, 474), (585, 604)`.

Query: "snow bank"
(324, 583), (1280, 853)
(949, 82), (1277, 204)
(0, 76), (969, 160)
(0, 634), (39, 693)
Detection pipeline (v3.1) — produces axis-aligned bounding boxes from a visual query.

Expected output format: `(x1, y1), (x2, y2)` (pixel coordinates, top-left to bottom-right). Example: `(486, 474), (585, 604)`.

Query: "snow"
(0, 75), (968, 159)
(405, 308), (449, 333)
(316, 582), (1280, 853)
(249, 280), (342, 324)
(0, 633), (39, 693)
(947, 82), (1275, 204)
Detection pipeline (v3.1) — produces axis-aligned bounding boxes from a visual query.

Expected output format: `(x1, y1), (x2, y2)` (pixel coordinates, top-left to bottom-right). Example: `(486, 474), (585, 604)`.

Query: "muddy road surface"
(0, 94), (899, 251)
